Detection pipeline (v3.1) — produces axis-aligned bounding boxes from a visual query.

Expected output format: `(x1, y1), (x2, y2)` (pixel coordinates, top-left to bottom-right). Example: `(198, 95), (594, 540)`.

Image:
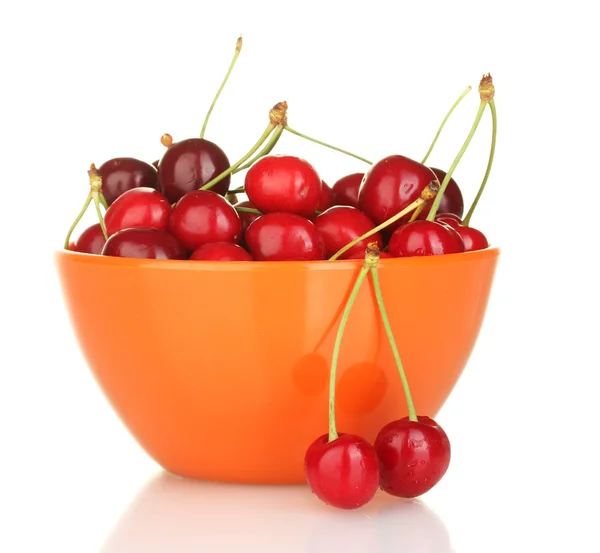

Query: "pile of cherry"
(64, 36), (498, 510)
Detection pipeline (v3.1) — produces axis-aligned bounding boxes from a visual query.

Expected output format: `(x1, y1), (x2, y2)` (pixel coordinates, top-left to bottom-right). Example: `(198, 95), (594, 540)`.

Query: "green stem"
(200, 123), (276, 192)
(370, 268), (417, 421)
(234, 206), (262, 215)
(463, 99), (496, 227)
(234, 124), (284, 173)
(426, 100), (488, 221)
(285, 126), (372, 165)
(64, 194), (92, 248)
(92, 192), (108, 239)
(421, 85), (472, 165)
(200, 36), (242, 139)
(229, 186), (246, 194)
(328, 262), (372, 442)
(99, 193), (108, 210)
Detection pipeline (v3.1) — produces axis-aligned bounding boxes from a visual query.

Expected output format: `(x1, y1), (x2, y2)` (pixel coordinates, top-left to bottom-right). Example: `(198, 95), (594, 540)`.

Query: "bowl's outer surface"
(55, 248), (499, 484)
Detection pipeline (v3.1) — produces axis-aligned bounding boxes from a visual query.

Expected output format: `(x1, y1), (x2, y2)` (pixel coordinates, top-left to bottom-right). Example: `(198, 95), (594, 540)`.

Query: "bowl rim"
(54, 246), (500, 272)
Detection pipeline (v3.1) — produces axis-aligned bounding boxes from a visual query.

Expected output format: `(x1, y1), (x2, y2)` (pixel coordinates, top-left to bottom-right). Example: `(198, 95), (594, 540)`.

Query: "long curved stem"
(370, 268), (417, 422)
(421, 86), (472, 165)
(234, 124), (285, 173)
(64, 194), (92, 249)
(284, 126), (372, 165)
(463, 99), (497, 227)
(200, 36), (242, 139)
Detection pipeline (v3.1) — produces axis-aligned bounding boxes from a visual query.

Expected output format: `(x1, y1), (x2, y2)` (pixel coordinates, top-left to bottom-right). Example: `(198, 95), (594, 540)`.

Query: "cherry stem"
(64, 194), (92, 249)
(99, 193), (108, 210)
(370, 267), (417, 422)
(233, 123), (285, 173)
(328, 181), (439, 260)
(408, 203), (425, 223)
(427, 74), (494, 222)
(234, 206), (262, 215)
(200, 102), (287, 192)
(328, 244), (380, 442)
(229, 186), (246, 194)
(421, 85), (472, 165)
(284, 126), (372, 165)
(200, 36), (242, 139)
(463, 98), (497, 227)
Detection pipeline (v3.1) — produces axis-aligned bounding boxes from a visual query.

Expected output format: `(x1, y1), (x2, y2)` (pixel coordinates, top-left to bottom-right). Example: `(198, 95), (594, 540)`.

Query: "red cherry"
(104, 187), (171, 237)
(233, 200), (261, 237)
(388, 220), (465, 257)
(434, 212), (462, 228)
(98, 157), (159, 206)
(73, 223), (107, 255)
(313, 206), (383, 259)
(332, 173), (364, 209)
(245, 155), (322, 216)
(168, 190), (242, 251)
(454, 225), (489, 251)
(189, 242), (253, 261)
(304, 433), (380, 509)
(316, 180), (336, 212)
(374, 416), (451, 498)
(102, 228), (187, 259)
(245, 212), (326, 261)
(416, 167), (464, 219)
(158, 138), (231, 204)
(358, 155), (437, 230)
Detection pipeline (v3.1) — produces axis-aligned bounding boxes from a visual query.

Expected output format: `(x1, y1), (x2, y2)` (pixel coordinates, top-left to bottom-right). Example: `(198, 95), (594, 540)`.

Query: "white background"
(1, 1), (599, 552)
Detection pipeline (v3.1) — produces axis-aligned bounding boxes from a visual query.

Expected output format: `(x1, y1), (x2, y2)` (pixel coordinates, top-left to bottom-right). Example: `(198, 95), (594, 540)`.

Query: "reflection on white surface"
(99, 471), (452, 553)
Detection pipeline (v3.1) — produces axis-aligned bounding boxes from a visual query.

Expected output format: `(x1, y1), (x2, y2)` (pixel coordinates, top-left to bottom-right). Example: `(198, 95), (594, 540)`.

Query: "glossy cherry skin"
(233, 200), (261, 239)
(374, 416), (451, 498)
(98, 157), (159, 206)
(454, 225), (489, 252)
(104, 187), (171, 237)
(316, 180), (336, 212)
(388, 220), (465, 257)
(332, 173), (364, 209)
(245, 212), (326, 261)
(434, 212), (462, 229)
(416, 167), (464, 219)
(102, 228), (187, 259)
(189, 242), (253, 261)
(158, 138), (231, 204)
(72, 223), (107, 255)
(304, 433), (380, 509)
(314, 206), (383, 259)
(168, 190), (242, 251)
(245, 155), (322, 217)
(358, 156), (437, 230)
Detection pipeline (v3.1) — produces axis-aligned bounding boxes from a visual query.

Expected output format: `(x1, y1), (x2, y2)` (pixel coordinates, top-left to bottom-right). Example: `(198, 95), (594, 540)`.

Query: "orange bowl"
(54, 247), (499, 484)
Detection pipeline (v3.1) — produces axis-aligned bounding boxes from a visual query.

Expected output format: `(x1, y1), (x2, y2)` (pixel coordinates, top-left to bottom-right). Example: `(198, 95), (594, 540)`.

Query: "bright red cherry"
(388, 220), (465, 257)
(332, 173), (364, 209)
(317, 180), (336, 212)
(104, 187), (171, 237)
(98, 157), (159, 206)
(358, 156), (437, 230)
(233, 200), (261, 238)
(374, 416), (451, 498)
(244, 155), (322, 217)
(102, 228), (187, 259)
(454, 225), (489, 251)
(434, 212), (462, 228)
(73, 223), (107, 255)
(158, 138), (231, 204)
(416, 167), (464, 219)
(189, 242), (253, 261)
(245, 212), (326, 261)
(169, 190), (241, 251)
(314, 206), (383, 259)
(304, 433), (380, 509)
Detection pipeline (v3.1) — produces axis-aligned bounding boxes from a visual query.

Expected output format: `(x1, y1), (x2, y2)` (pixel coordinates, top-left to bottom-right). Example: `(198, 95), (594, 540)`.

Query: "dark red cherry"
(158, 138), (231, 204)
(245, 155), (322, 217)
(189, 242), (253, 261)
(314, 206), (383, 259)
(245, 212), (326, 261)
(304, 433), (380, 509)
(387, 220), (465, 257)
(233, 200), (261, 237)
(104, 187), (171, 237)
(374, 416), (451, 498)
(72, 223), (106, 255)
(98, 157), (159, 206)
(454, 225), (489, 251)
(358, 155), (437, 230)
(434, 212), (462, 228)
(332, 173), (364, 209)
(416, 167), (464, 219)
(317, 180), (336, 212)
(102, 228), (187, 259)
(168, 190), (241, 251)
